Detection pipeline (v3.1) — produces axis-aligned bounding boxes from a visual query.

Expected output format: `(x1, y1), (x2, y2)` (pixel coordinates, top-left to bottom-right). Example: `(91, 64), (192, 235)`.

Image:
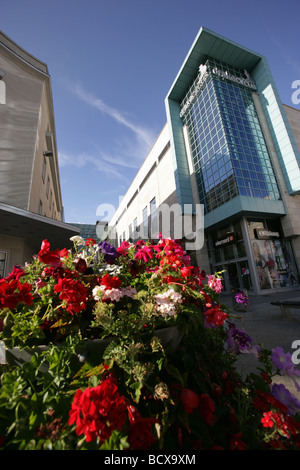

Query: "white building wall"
(110, 124), (177, 243)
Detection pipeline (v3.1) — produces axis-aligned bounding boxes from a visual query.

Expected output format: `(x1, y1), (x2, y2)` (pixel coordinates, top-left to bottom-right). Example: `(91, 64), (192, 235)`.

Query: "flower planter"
(5, 345), (50, 371)
(153, 326), (183, 353)
(5, 326), (183, 368)
(74, 326), (183, 362)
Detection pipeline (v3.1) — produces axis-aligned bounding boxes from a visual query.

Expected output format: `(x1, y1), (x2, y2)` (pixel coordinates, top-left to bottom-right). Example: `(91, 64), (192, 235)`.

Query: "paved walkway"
(220, 289), (300, 399)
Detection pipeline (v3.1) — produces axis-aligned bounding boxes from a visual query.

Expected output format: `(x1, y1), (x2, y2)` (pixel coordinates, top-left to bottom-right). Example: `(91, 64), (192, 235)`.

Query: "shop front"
(207, 217), (299, 294)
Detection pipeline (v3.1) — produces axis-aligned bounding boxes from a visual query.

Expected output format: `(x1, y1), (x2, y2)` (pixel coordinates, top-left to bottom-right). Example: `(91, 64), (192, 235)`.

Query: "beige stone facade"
(0, 31), (79, 276)
(0, 31), (62, 220)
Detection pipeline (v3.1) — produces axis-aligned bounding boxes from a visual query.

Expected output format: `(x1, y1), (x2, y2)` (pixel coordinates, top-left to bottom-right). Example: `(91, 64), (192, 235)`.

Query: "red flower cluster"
(203, 304), (228, 327)
(0, 278), (33, 310)
(68, 377), (128, 443)
(85, 238), (96, 247)
(54, 278), (87, 315)
(100, 273), (122, 290)
(253, 390), (300, 449)
(156, 238), (191, 269)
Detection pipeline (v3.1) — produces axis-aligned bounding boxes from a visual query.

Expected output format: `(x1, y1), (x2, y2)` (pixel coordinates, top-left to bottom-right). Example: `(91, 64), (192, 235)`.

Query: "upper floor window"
(0, 80), (5, 104)
(38, 200), (43, 215)
(42, 156), (46, 182)
(0, 69), (6, 104)
(46, 177), (50, 198)
(0, 251), (7, 278)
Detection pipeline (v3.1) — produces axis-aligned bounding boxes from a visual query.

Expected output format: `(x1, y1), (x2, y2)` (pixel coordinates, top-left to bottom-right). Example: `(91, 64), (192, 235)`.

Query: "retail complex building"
(108, 27), (300, 295)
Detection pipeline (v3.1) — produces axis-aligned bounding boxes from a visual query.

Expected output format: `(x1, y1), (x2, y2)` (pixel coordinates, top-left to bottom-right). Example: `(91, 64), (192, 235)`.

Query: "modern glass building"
(111, 27), (300, 295)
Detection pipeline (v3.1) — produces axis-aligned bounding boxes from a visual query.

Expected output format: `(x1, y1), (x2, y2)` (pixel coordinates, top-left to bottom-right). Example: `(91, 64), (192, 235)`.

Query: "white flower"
(122, 286), (137, 299)
(92, 285), (104, 301)
(92, 285), (137, 303)
(70, 235), (85, 245)
(154, 289), (182, 317)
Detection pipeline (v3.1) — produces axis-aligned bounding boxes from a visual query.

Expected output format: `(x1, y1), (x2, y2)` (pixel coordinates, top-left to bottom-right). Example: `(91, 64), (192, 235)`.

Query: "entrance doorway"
(223, 260), (252, 293)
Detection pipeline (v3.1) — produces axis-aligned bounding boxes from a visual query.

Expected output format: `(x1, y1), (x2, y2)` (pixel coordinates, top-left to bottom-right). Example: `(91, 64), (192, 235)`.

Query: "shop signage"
(179, 64), (209, 117)
(215, 232), (235, 247)
(179, 63), (256, 118)
(211, 67), (256, 90)
(255, 229), (280, 240)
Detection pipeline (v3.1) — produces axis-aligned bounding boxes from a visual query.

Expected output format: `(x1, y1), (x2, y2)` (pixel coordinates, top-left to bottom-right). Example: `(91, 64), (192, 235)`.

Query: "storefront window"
(223, 243), (234, 261)
(249, 218), (299, 289)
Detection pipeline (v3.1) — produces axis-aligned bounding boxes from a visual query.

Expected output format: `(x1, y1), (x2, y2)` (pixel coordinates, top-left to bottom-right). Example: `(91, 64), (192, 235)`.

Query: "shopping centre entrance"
(207, 217), (299, 294)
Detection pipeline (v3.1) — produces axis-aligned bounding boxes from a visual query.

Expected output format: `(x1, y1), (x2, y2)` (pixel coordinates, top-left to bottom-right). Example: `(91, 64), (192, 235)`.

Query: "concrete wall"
(0, 235), (34, 276)
(28, 83), (62, 220)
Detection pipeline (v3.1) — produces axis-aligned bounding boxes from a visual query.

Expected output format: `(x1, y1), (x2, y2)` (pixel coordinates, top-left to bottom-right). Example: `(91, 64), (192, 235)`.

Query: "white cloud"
(60, 82), (157, 179)
(72, 84), (155, 150)
(58, 150), (127, 180)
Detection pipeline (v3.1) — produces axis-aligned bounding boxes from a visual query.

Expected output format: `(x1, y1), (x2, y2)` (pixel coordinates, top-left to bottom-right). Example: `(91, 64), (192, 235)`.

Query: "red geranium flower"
(100, 273), (122, 290)
(75, 258), (87, 274)
(127, 405), (158, 450)
(230, 432), (248, 450)
(86, 238), (96, 247)
(180, 388), (199, 414)
(0, 278), (33, 310)
(180, 266), (193, 279)
(5, 265), (25, 281)
(117, 241), (131, 255)
(203, 304), (228, 327)
(198, 393), (216, 427)
(38, 239), (62, 268)
(68, 378), (128, 443)
(54, 278), (87, 314)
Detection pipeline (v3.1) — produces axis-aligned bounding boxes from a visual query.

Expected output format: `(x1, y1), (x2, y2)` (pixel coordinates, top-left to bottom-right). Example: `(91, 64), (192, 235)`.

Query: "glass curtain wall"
(181, 59), (281, 214)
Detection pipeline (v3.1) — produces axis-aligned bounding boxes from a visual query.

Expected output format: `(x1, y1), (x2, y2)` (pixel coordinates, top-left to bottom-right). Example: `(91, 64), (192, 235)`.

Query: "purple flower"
(271, 347), (300, 394)
(226, 325), (259, 356)
(272, 347), (298, 375)
(271, 383), (300, 416)
(98, 241), (119, 262)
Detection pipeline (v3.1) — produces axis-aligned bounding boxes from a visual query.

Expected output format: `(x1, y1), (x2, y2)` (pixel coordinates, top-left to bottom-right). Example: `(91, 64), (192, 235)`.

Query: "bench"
(271, 300), (300, 319)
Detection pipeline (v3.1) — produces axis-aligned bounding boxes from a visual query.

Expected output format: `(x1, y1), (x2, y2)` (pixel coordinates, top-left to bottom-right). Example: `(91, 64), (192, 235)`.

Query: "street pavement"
(220, 289), (300, 398)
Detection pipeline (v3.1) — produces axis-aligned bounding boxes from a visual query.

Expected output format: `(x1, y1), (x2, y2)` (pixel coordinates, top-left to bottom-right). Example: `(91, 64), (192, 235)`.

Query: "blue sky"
(1, 0), (299, 224)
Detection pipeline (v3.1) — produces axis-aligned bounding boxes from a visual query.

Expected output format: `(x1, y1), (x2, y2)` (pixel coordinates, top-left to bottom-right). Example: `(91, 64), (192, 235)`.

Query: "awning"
(0, 202), (80, 254)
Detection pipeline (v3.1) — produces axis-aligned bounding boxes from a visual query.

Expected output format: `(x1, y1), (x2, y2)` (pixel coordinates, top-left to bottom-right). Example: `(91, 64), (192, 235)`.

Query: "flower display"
(0, 235), (300, 450)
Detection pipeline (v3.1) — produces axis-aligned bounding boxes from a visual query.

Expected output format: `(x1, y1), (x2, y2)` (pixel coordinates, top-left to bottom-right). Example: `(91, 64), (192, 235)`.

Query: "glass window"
(38, 200), (43, 215)
(150, 197), (158, 238)
(42, 156), (46, 182)
(142, 206), (148, 239)
(0, 252), (7, 278)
